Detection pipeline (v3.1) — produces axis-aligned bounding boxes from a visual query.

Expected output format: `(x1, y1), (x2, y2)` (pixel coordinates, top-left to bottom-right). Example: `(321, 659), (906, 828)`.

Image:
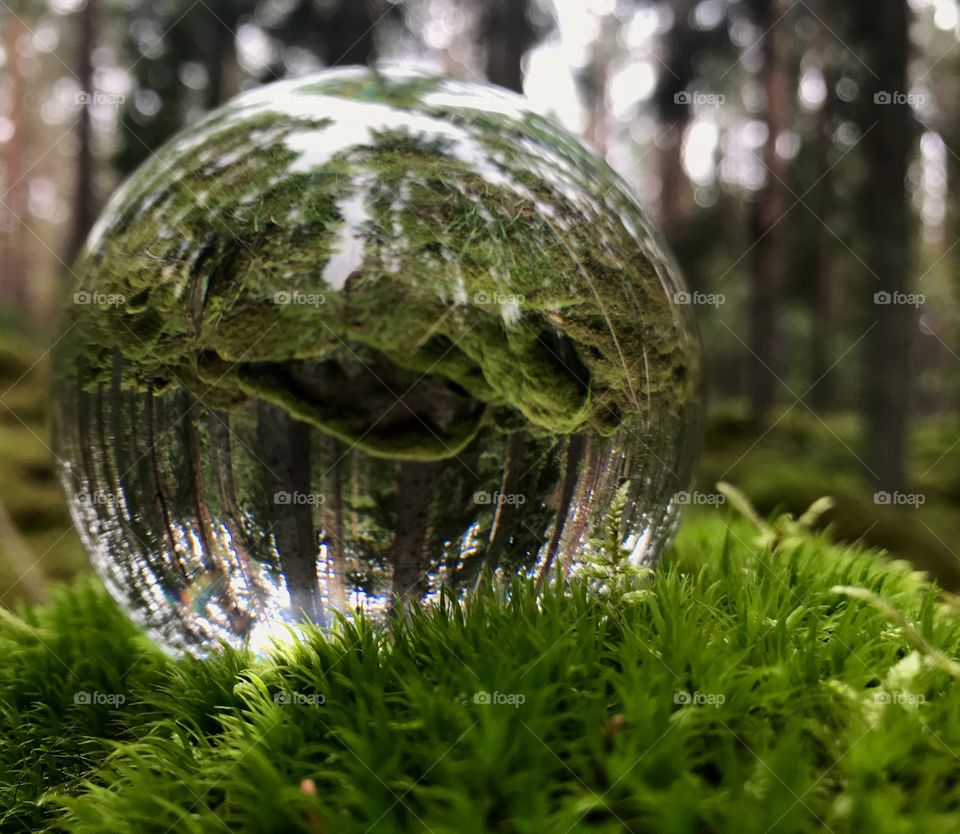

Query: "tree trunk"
(185, 396), (216, 567)
(485, 433), (523, 568)
(749, 0), (791, 426)
(808, 5), (838, 410)
(654, 0), (697, 244)
(538, 434), (585, 582)
(583, 13), (619, 157)
(1, 11), (30, 309)
(324, 0), (376, 67)
(390, 460), (440, 604)
(204, 10), (238, 110)
(857, 0), (912, 492)
(145, 384), (179, 560)
(64, 0), (98, 267)
(483, 0), (535, 93)
(256, 402), (322, 623)
(321, 438), (348, 612)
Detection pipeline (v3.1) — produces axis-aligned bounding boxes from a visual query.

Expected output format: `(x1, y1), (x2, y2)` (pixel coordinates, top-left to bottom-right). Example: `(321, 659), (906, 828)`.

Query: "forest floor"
(701, 402), (960, 589)
(3, 511), (960, 833)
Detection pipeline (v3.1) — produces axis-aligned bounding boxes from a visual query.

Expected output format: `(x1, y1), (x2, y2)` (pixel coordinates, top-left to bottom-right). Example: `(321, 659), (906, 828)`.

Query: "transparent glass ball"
(52, 68), (701, 654)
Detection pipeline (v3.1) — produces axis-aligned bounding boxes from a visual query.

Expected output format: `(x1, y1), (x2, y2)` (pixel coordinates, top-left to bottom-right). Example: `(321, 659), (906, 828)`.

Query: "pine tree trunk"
(325, 0), (376, 66)
(655, 0), (696, 244)
(483, 0), (534, 93)
(390, 460), (440, 603)
(749, 0), (791, 426)
(256, 402), (322, 623)
(64, 0), (97, 267)
(538, 434), (585, 582)
(857, 0), (912, 493)
(1, 11), (30, 309)
(485, 433), (523, 568)
(809, 6), (838, 410)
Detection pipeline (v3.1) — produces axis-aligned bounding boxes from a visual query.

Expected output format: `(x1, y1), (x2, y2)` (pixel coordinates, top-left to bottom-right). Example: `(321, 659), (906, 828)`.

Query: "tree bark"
(204, 8), (238, 110)
(485, 432), (523, 569)
(808, 5), (838, 410)
(390, 460), (440, 604)
(64, 0), (98, 267)
(256, 402), (322, 623)
(856, 0), (912, 492)
(323, 0), (376, 67)
(654, 0), (697, 244)
(145, 384), (179, 560)
(482, 0), (535, 93)
(1, 11), (30, 309)
(321, 438), (348, 612)
(749, 0), (792, 426)
(538, 434), (585, 582)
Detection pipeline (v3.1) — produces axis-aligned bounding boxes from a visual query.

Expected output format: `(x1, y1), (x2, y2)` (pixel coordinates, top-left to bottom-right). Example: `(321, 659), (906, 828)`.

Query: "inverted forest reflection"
(56, 372), (693, 653)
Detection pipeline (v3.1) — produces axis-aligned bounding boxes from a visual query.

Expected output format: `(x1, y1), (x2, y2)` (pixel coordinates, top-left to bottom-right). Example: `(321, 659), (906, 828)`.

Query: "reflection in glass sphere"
(52, 68), (701, 654)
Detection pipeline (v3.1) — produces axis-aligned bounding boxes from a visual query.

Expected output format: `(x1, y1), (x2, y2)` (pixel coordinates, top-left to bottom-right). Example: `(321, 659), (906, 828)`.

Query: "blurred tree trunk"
(856, 0), (912, 493)
(482, 0), (536, 93)
(808, 6), (838, 410)
(204, 13), (237, 110)
(654, 0), (697, 245)
(940, 63), (960, 414)
(1, 11), (30, 309)
(321, 438), (348, 612)
(582, 13), (620, 157)
(485, 433), (523, 568)
(64, 0), (98, 268)
(256, 402), (322, 624)
(391, 460), (440, 604)
(322, 0), (376, 66)
(748, 0), (792, 426)
(539, 434), (585, 581)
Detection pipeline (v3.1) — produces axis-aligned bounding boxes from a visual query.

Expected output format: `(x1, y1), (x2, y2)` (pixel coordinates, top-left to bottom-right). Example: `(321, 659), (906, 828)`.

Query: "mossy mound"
(3, 513), (960, 832)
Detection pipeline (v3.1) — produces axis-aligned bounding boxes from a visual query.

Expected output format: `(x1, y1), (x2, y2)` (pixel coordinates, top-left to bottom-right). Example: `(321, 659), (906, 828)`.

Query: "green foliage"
(700, 405), (960, 589)
(579, 480), (655, 603)
(3, 513), (960, 832)
(718, 480), (835, 552)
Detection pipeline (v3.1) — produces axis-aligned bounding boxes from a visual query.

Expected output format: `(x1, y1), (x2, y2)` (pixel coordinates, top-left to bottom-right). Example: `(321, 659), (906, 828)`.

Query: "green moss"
(4, 515), (960, 831)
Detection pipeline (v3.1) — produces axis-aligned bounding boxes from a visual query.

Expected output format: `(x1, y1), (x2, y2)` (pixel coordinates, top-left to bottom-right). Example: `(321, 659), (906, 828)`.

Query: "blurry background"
(0, 0), (958, 602)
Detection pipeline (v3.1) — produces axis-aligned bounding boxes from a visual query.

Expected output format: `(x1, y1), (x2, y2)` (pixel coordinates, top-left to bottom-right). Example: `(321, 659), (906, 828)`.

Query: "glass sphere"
(52, 68), (701, 654)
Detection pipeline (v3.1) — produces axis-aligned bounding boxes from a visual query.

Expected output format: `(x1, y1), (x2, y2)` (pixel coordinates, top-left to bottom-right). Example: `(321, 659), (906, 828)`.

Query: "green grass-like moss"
(3, 512), (960, 832)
